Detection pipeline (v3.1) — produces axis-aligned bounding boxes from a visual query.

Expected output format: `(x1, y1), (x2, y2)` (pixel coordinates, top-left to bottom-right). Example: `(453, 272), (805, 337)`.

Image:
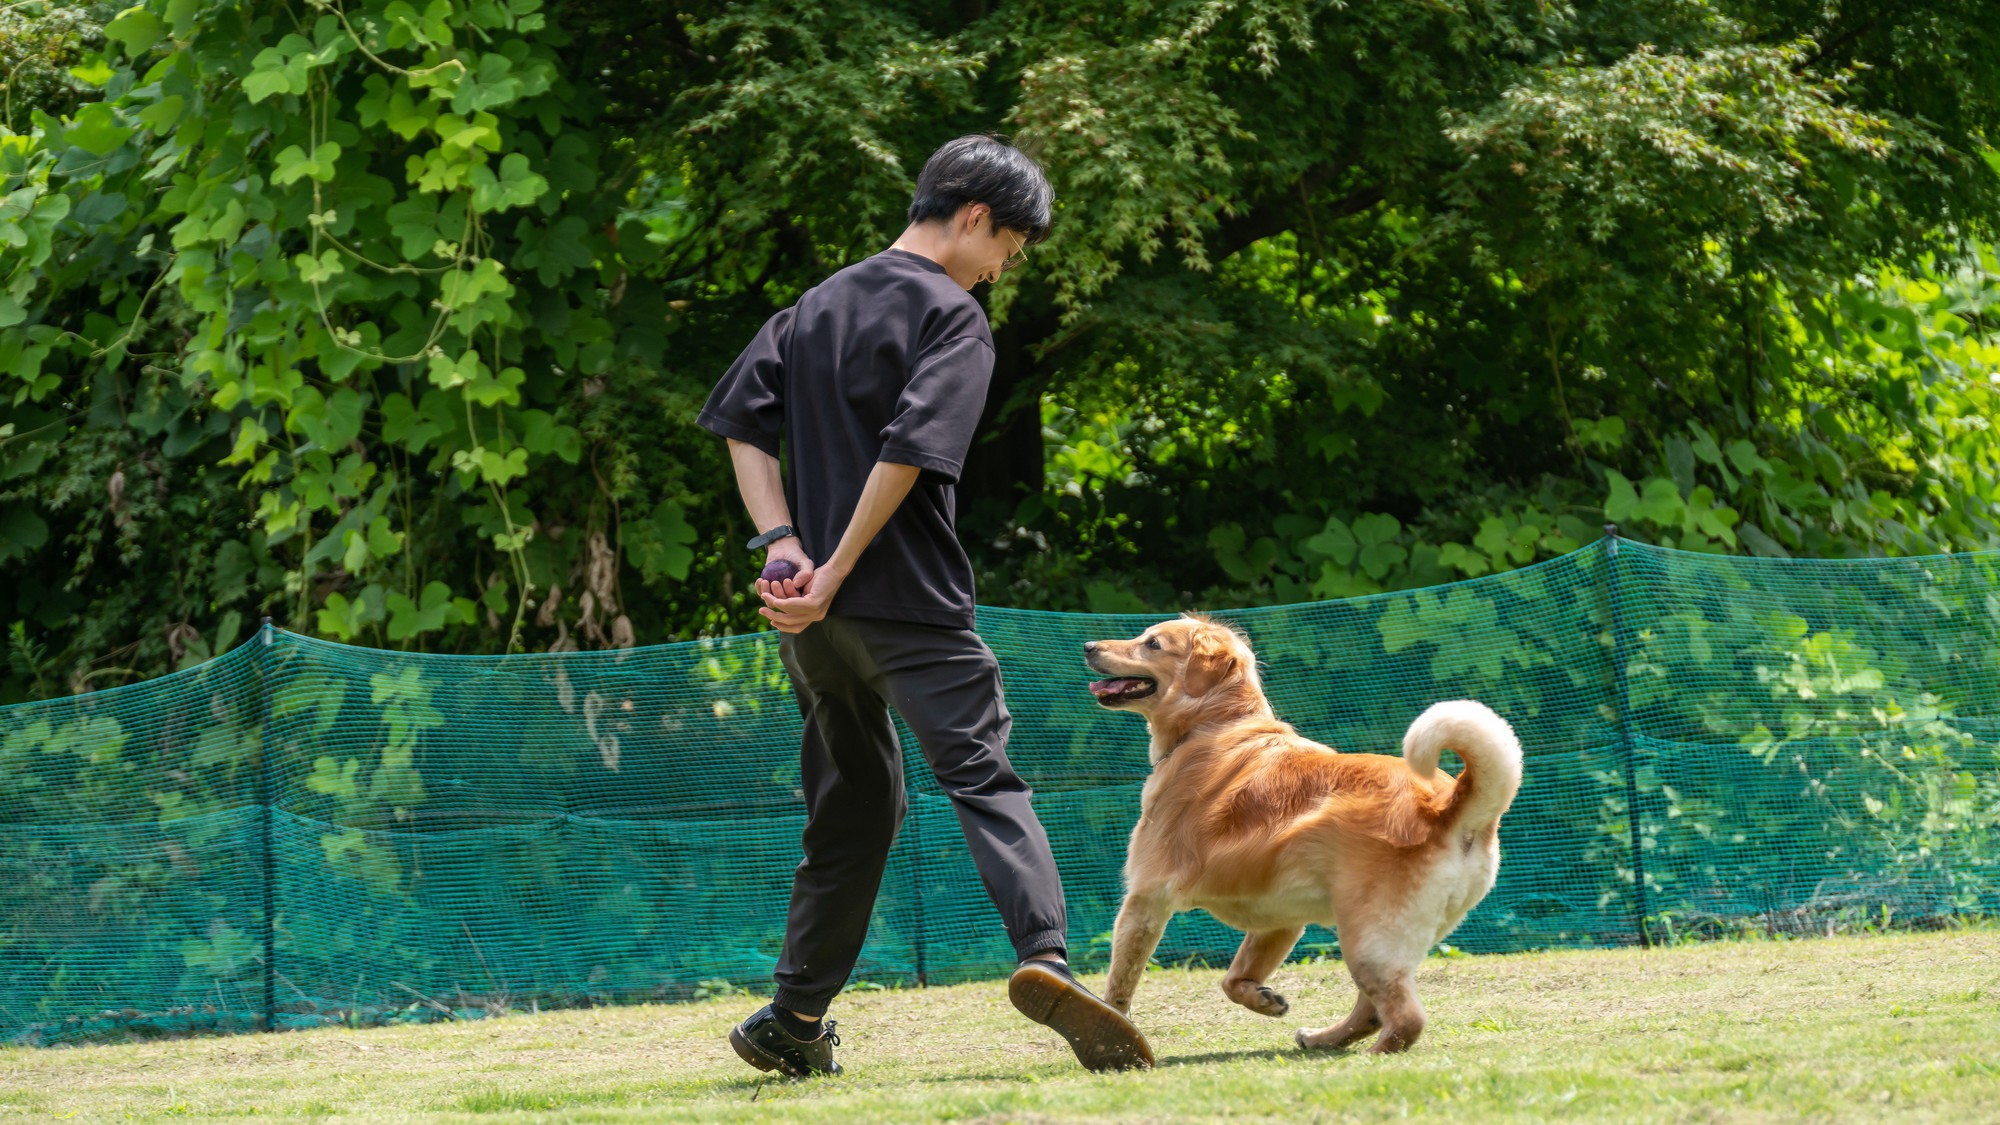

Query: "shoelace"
(822, 1020), (840, 1047)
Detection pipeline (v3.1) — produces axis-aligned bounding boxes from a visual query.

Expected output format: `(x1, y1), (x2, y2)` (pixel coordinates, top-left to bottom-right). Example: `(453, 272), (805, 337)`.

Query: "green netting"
(5, 536), (1998, 1045)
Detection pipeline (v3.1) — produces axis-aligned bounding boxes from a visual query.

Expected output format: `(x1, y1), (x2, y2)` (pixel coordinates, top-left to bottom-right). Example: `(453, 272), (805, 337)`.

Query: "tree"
(2, 0), (1997, 698)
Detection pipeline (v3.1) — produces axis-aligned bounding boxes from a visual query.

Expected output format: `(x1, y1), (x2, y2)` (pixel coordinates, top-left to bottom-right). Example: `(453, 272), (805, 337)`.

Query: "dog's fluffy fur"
(1084, 615), (1522, 1053)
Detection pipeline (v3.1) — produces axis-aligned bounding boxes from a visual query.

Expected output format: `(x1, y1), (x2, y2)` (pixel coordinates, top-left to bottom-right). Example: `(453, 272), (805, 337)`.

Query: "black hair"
(907, 135), (1054, 244)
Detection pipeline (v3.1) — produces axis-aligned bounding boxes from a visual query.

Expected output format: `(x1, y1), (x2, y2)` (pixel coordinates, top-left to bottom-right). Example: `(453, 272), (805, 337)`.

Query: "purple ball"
(760, 558), (800, 585)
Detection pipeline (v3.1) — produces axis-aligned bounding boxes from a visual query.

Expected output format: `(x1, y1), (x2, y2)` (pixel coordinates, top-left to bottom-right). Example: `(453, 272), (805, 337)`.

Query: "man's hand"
(755, 537), (816, 603)
(760, 558), (847, 634)
(744, 460), (920, 635)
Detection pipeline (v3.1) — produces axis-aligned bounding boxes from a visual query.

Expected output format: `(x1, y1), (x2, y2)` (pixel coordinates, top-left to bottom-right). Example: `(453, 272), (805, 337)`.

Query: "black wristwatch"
(745, 524), (797, 551)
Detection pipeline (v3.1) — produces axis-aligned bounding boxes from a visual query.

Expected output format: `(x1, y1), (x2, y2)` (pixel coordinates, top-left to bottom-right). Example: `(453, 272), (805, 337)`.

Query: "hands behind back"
(757, 539), (840, 634)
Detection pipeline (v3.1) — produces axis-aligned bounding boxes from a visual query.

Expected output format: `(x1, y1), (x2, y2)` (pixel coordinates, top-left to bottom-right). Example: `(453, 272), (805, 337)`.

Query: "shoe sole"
(1009, 964), (1156, 1072)
(729, 1025), (804, 1078)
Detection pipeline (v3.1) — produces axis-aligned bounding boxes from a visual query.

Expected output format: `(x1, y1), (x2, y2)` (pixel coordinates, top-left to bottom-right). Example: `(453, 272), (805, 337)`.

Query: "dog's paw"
(1251, 985), (1289, 1017)
(1296, 1026), (1350, 1051)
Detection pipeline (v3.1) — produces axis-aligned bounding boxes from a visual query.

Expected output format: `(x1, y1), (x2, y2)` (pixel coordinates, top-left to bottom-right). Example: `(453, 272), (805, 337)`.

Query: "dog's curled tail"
(1402, 700), (1523, 832)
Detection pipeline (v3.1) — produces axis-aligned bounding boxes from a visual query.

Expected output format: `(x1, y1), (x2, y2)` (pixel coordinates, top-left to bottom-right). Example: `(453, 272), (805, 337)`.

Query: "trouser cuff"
(772, 987), (834, 1020)
(1013, 929), (1069, 962)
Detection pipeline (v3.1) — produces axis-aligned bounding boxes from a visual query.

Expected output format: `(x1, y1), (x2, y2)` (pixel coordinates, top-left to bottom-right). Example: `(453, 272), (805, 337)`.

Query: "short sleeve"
(696, 306), (795, 458)
(877, 335), (994, 484)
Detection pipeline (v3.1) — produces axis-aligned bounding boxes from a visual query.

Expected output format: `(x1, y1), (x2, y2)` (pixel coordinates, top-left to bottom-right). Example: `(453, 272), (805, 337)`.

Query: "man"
(697, 135), (1155, 1077)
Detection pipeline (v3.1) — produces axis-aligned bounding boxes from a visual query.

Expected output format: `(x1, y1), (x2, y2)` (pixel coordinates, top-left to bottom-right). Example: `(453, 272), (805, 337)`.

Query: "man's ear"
(1182, 632), (1238, 697)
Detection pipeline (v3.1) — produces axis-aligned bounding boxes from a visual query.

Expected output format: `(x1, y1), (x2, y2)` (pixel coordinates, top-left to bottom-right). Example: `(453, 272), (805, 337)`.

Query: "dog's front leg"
(1104, 891), (1173, 1015)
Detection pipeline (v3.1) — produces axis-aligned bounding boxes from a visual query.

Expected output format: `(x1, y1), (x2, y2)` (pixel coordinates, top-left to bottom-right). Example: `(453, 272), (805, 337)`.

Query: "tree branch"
(1799, 18), (1875, 72)
(1208, 165), (1382, 262)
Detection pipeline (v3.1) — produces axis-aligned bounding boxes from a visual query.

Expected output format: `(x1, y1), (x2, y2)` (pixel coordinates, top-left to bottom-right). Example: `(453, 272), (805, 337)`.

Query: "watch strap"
(746, 524), (797, 551)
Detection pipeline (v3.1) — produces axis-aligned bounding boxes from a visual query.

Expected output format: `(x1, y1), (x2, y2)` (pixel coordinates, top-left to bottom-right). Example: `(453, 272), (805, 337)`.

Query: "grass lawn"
(4, 930), (1998, 1122)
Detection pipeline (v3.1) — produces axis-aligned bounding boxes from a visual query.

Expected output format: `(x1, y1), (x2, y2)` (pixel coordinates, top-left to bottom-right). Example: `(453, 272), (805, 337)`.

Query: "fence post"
(912, 805), (926, 988)
(1602, 526), (1650, 948)
(256, 616), (277, 1030)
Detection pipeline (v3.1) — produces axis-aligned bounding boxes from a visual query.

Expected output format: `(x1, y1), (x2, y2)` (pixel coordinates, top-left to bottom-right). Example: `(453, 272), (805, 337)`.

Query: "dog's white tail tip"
(1401, 700), (1523, 827)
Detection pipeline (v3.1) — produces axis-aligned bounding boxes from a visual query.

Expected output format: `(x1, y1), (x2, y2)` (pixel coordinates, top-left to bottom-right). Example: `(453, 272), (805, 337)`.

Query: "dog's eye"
(1145, 637), (1161, 651)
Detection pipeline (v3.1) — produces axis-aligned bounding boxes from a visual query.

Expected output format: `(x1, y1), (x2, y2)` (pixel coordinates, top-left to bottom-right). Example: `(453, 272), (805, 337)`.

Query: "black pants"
(770, 615), (1068, 1018)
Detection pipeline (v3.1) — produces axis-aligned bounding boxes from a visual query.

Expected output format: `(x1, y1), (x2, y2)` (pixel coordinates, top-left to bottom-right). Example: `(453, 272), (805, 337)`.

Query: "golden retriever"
(1084, 615), (1522, 1053)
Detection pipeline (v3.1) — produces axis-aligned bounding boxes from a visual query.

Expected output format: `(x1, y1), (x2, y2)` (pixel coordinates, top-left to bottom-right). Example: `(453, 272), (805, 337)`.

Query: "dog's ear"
(1182, 630), (1239, 697)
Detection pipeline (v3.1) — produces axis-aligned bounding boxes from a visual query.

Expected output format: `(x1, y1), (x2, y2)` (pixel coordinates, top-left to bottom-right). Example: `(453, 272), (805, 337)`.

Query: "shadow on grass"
(675, 1042), (1334, 1092)
(692, 1074), (813, 1097)
(900, 1043), (1317, 1083)
(1162, 1045), (1322, 1068)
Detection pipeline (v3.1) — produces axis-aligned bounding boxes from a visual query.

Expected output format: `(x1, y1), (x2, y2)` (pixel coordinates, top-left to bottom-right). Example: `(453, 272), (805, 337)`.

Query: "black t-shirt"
(697, 248), (994, 629)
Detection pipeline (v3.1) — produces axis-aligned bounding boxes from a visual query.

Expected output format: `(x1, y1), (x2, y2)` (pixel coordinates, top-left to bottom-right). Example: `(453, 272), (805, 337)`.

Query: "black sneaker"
(728, 1005), (843, 1078)
(1008, 960), (1156, 1071)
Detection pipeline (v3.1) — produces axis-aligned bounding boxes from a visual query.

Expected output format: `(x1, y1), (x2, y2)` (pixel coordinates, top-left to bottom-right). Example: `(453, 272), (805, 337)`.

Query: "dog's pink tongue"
(1089, 678), (1141, 697)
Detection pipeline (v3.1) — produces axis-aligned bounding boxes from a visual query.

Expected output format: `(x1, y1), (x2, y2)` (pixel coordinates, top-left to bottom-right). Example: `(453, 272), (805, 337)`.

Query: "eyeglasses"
(1000, 231), (1029, 273)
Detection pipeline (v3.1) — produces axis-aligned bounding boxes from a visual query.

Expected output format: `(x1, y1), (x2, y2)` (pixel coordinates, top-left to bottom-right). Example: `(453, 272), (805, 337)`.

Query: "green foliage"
(2, 0), (2000, 707)
(0, 0), (751, 705)
(0, 3), (113, 134)
(995, 213), (2000, 614)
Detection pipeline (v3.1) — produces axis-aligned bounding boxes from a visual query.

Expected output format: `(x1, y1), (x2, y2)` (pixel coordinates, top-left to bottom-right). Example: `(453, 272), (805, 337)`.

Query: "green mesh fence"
(5, 535), (1998, 1045)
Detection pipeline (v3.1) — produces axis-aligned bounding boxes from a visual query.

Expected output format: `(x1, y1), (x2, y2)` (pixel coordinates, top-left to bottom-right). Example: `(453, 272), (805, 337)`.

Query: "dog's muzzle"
(1088, 677), (1158, 705)
(1083, 648), (1158, 705)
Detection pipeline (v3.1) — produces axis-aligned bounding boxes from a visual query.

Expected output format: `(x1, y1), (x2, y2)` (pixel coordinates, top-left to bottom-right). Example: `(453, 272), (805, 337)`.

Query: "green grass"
(6, 931), (2000, 1122)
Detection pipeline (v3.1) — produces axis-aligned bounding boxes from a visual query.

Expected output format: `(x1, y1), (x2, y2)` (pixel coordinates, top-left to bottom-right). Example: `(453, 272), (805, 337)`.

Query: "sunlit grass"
(5, 930), (1998, 1122)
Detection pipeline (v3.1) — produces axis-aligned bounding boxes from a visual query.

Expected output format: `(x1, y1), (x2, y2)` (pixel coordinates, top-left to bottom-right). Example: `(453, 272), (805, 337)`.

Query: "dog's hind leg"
(1343, 958), (1425, 1054)
(1103, 892), (1172, 1015)
(1221, 926), (1303, 1016)
(1362, 970), (1425, 1053)
(1295, 992), (1378, 1051)
(1297, 918), (1426, 1052)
